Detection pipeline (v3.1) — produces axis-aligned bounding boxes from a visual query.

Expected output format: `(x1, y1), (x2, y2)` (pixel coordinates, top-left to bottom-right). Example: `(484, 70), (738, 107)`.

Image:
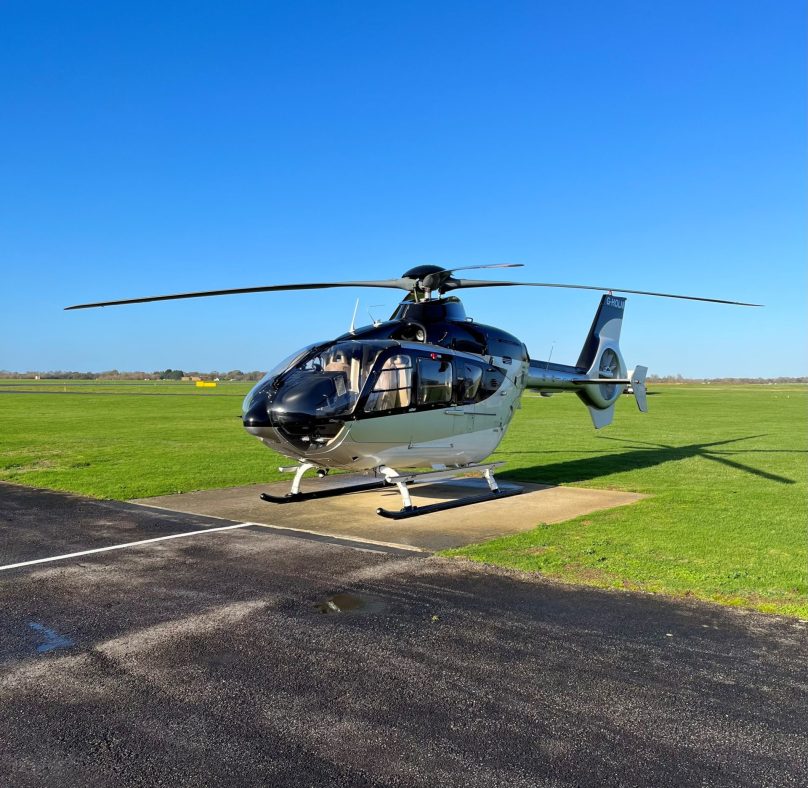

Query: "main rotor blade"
(447, 279), (762, 306)
(64, 279), (413, 310)
(444, 263), (525, 274)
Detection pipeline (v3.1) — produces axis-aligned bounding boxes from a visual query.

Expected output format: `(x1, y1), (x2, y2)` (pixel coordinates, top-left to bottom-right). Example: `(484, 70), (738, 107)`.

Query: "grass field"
(0, 380), (273, 498)
(0, 379), (805, 617)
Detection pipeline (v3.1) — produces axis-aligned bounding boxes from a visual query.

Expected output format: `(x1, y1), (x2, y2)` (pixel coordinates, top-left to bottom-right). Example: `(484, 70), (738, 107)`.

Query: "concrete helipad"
(131, 475), (645, 551)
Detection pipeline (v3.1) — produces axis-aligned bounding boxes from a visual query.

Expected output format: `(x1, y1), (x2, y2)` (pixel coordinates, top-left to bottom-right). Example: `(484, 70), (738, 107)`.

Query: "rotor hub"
(400, 265), (455, 297)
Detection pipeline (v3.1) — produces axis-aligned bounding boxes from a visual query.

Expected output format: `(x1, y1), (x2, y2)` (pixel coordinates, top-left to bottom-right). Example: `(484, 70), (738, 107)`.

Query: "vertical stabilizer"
(576, 294), (626, 370)
(630, 365), (648, 412)
(586, 402), (615, 429)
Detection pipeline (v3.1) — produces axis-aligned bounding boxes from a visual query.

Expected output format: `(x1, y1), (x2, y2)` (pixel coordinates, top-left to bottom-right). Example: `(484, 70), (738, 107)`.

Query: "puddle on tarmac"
(313, 592), (383, 615)
(28, 622), (74, 654)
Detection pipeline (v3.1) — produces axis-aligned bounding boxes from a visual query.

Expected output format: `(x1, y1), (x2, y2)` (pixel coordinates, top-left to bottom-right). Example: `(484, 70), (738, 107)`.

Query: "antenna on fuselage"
(368, 305), (384, 327)
(349, 298), (360, 334)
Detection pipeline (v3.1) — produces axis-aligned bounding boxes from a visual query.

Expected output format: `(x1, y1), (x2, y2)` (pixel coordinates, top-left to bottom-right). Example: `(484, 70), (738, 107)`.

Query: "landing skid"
(260, 461), (523, 518)
(259, 478), (389, 504)
(260, 461), (391, 503)
(376, 486), (523, 519)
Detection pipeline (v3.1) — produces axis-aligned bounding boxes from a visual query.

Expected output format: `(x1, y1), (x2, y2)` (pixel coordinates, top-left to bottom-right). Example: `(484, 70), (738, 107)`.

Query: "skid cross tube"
(376, 461), (523, 519)
(380, 461), (506, 486)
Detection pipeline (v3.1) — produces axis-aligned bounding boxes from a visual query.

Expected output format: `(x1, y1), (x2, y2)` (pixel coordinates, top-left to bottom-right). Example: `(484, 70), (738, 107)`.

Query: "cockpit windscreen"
(294, 341), (392, 417)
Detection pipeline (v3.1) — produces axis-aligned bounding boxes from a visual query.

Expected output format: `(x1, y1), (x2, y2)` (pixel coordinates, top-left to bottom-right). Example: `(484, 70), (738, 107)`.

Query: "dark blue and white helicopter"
(67, 265), (758, 518)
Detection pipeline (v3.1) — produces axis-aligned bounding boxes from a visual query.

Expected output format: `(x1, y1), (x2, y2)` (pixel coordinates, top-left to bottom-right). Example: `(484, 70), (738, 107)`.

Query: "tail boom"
(525, 295), (649, 427)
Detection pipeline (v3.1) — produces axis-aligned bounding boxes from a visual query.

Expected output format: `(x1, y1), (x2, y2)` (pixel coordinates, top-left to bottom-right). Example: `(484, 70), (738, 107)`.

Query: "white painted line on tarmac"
(129, 501), (426, 553)
(0, 523), (255, 573)
(128, 500), (250, 521)
(247, 522), (426, 553)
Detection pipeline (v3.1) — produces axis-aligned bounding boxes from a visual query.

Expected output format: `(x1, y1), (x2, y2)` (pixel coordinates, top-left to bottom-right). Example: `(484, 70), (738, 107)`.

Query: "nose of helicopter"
(243, 396), (272, 432)
(242, 389), (319, 437)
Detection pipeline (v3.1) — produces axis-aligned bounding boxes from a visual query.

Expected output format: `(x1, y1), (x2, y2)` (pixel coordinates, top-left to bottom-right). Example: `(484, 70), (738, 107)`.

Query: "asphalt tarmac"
(0, 481), (806, 787)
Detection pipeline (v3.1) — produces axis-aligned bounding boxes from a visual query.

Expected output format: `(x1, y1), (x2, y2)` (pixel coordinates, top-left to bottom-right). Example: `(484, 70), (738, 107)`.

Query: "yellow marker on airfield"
(195, 381), (217, 388)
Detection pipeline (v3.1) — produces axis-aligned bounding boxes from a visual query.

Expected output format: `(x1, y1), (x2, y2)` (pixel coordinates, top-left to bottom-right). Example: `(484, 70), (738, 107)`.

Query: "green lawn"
(0, 380), (805, 617)
(449, 385), (808, 618)
(0, 380), (274, 498)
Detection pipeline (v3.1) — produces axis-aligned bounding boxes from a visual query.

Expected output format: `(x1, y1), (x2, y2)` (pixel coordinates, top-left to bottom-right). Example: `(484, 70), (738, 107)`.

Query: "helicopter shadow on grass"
(495, 435), (801, 487)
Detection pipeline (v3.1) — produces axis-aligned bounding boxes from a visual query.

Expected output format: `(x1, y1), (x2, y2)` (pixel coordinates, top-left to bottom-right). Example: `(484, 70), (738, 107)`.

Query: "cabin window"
(457, 362), (483, 403)
(479, 366), (506, 399)
(416, 358), (453, 405)
(365, 354), (412, 412)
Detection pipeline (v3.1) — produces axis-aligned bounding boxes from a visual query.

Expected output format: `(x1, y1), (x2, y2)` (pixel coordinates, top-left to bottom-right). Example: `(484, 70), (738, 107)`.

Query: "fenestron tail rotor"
(64, 264), (761, 310)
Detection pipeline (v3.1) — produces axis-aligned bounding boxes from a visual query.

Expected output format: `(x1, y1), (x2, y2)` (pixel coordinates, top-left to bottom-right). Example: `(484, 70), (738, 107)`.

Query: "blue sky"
(1, 1), (804, 376)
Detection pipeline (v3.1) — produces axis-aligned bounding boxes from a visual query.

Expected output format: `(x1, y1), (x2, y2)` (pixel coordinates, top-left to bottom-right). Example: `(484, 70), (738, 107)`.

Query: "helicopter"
(66, 264), (759, 518)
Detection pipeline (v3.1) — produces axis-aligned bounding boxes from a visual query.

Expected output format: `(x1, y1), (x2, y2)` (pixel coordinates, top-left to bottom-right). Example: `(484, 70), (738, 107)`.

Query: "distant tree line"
(0, 369), (266, 381)
(647, 374), (807, 384)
